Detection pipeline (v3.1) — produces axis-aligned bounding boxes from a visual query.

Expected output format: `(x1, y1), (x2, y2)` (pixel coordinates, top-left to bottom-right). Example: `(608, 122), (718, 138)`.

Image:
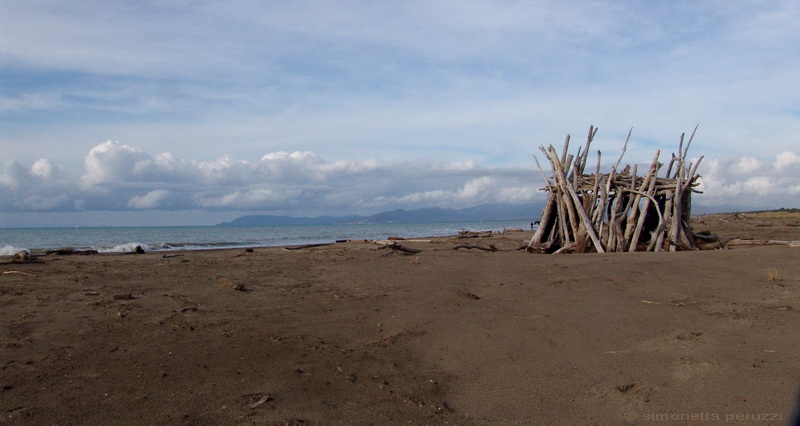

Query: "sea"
(0, 220), (531, 255)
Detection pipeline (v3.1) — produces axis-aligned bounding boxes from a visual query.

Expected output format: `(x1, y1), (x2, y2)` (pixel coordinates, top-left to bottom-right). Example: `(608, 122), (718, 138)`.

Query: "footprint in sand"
(672, 357), (718, 381)
(590, 382), (657, 405)
(637, 331), (705, 353)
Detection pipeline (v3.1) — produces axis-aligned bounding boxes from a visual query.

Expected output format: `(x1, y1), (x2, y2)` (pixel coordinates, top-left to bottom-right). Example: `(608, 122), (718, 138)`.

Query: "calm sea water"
(0, 221), (531, 255)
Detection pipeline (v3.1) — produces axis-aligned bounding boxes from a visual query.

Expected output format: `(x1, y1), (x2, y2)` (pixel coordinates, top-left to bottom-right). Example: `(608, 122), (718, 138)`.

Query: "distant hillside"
(215, 202), (544, 226)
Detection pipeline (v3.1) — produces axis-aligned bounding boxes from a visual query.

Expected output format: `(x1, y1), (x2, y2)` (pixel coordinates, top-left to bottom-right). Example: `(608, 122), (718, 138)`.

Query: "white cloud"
(82, 141), (148, 186)
(695, 151), (800, 208)
(128, 189), (170, 209)
(362, 176), (517, 209)
(30, 158), (59, 179)
(775, 151), (800, 169)
(14, 193), (70, 211)
(0, 160), (28, 191)
(193, 189), (301, 209)
(732, 157), (762, 174)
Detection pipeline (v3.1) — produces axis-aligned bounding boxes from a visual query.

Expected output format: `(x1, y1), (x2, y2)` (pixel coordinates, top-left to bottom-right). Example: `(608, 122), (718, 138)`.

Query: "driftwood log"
(453, 243), (498, 252)
(377, 242), (422, 255)
(528, 126), (704, 253)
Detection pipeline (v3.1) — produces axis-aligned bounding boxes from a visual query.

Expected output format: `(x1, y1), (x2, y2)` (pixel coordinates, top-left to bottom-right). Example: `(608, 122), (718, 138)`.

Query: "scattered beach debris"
(13, 250), (29, 262)
(247, 394), (273, 409)
(283, 243), (335, 251)
(217, 276), (246, 291)
(376, 241), (421, 255)
(2, 270), (37, 277)
(375, 239), (432, 245)
(158, 307), (199, 324)
(113, 293), (134, 300)
(161, 254), (184, 258)
(1, 250), (45, 264)
(453, 243), (497, 252)
(724, 239), (800, 247)
(459, 291), (480, 300)
(458, 230), (493, 239)
(44, 248), (99, 256)
(528, 125), (705, 253)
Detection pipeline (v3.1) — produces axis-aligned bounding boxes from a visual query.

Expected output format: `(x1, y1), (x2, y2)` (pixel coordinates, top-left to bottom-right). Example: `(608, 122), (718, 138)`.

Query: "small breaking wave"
(0, 245), (26, 256)
(99, 242), (150, 253)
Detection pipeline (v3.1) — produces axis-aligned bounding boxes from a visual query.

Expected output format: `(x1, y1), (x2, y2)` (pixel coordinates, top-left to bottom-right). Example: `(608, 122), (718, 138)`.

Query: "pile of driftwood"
(527, 126), (703, 253)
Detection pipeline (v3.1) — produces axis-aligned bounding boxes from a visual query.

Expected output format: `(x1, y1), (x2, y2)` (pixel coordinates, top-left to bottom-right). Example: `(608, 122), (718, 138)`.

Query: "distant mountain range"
(215, 202), (545, 226)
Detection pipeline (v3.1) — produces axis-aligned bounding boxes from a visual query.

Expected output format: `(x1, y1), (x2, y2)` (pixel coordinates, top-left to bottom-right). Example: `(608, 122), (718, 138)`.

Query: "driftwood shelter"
(527, 126), (703, 254)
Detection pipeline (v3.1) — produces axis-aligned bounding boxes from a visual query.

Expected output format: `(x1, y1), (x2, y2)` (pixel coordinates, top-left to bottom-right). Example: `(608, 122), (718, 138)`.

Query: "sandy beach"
(2, 212), (799, 424)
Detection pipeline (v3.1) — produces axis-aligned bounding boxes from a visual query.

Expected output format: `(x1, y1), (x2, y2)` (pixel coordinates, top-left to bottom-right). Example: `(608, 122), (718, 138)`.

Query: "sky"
(1, 0), (799, 227)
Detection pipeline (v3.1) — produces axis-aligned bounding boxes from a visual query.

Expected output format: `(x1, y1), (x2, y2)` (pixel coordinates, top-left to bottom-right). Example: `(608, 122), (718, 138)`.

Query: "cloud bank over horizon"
(2, 139), (798, 226)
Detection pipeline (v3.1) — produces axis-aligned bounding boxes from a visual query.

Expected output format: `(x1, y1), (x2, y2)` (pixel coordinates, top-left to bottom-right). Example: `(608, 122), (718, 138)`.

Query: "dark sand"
(2, 213), (799, 424)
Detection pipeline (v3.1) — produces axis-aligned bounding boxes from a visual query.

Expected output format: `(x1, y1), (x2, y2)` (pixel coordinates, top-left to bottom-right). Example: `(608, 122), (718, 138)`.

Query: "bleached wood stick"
(665, 153), (677, 180)
(626, 189), (665, 252)
(530, 154), (556, 246)
(651, 194), (672, 252)
(589, 150), (602, 219)
(669, 160), (685, 251)
(624, 151), (660, 248)
(612, 127), (632, 171)
(675, 133), (684, 178)
(548, 146), (579, 244)
(565, 182), (605, 253)
(560, 134), (571, 166)
(683, 124), (699, 160)
(549, 147), (580, 238)
(629, 151), (661, 251)
(577, 125), (597, 176)
(548, 147), (605, 253)
(530, 194), (556, 246)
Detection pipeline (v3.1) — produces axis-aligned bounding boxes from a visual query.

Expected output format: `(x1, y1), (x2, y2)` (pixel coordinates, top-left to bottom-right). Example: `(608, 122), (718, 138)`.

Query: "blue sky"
(1, 0), (799, 226)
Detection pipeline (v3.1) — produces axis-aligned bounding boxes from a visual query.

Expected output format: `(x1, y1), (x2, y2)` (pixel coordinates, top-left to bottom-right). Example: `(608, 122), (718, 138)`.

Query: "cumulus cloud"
(193, 189), (302, 209)
(775, 151), (800, 169)
(14, 193), (70, 211)
(0, 158), (77, 211)
(695, 151), (800, 209)
(82, 141), (149, 186)
(359, 176), (534, 209)
(128, 189), (170, 209)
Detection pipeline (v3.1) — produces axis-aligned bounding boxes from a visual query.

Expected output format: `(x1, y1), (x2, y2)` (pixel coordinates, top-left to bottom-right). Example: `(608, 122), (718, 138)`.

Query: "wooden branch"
(560, 134), (571, 167)
(560, 175), (606, 252)
(683, 124), (699, 159)
(612, 127), (632, 171)
(530, 194), (556, 245)
(628, 150), (661, 251)
(453, 244), (498, 252)
(284, 243), (335, 250)
(379, 242), (422, 254)
(724, 239), (800, 247)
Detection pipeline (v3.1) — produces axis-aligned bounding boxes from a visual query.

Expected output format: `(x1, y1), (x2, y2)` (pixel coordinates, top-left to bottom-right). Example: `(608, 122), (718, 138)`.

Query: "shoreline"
(0, 221), (532, 256)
